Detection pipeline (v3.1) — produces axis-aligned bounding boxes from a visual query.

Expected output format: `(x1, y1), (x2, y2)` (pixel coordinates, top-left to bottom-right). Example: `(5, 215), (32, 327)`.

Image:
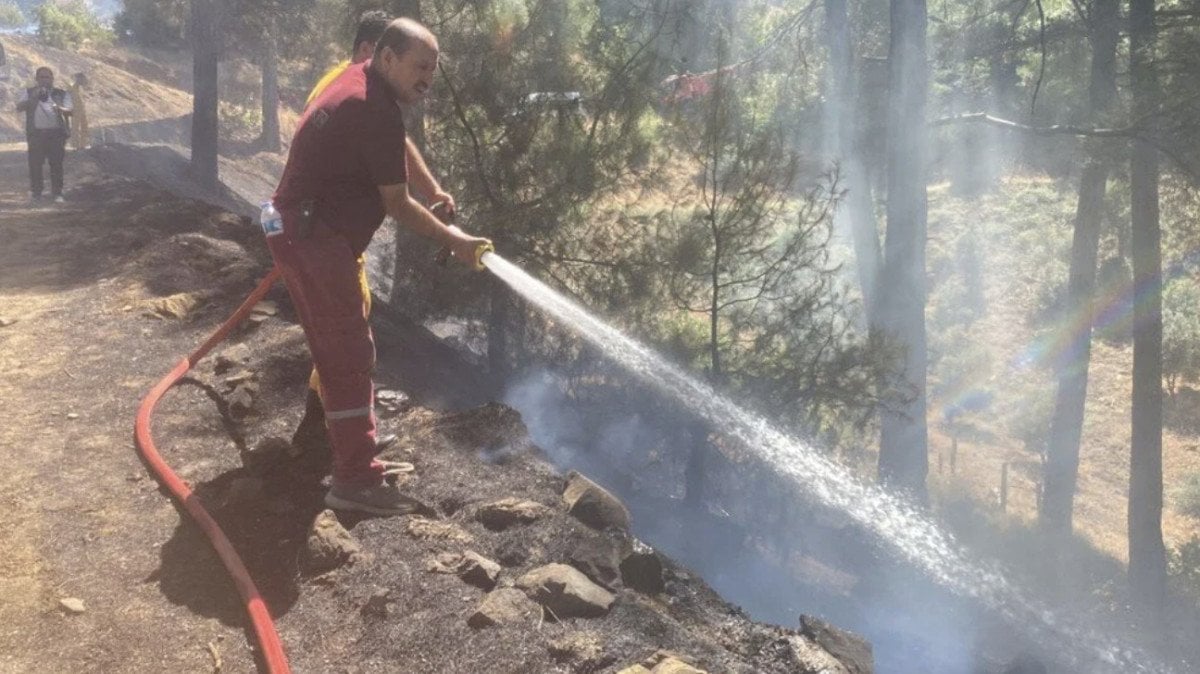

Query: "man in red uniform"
(270, 18), (489, 515)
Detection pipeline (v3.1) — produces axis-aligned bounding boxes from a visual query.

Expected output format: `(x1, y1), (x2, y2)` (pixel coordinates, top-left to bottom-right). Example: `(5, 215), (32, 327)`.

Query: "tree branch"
(932, 112), (1133, 137)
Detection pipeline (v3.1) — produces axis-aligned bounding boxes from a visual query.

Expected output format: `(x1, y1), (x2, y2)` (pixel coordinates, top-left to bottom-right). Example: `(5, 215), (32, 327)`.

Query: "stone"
(252, 300), (278, 316)
(144, 292), (202, 319)
(568, 535), (622, 590)
(788, 636), (850, 674)
(467, 588), (542, 628)
(302, 510), (361, 575)
(547, 631), (612, 669)
(59, 598), (86, 615)
(458, 551), (501, 590)
(618, 652), (707, 674)
(214, 343), (252, 374)
(562, 471), (631, 531)
(361, 588), (391, 619)
(516, 563), (615, 619)
(426, 551), (463, 575)
(475, 497), (550, 531)
(228, 382), (258, 415)
(619, 538), (664, 595)
(406, 518), (472, 543)
(0, 317), (18, 327)
(799, 615), (873, 674)
(241, 436), (289, 474)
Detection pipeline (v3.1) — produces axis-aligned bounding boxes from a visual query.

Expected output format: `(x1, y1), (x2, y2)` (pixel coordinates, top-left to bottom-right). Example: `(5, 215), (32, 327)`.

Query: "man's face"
(377, 39), (438, 104)
(35, 71), (53, 90)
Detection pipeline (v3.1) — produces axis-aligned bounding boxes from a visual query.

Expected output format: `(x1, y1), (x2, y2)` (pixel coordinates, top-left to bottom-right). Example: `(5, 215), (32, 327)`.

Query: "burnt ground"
(0, 145), (866, 673)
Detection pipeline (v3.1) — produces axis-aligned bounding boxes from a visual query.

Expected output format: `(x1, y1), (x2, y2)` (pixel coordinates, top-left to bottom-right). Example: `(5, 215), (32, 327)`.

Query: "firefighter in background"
(67, 72), (89, 150)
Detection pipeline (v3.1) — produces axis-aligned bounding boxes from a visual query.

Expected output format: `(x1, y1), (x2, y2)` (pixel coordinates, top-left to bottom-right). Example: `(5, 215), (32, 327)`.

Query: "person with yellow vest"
(291, 11), (458, 464)
(67, 73), (89, 150)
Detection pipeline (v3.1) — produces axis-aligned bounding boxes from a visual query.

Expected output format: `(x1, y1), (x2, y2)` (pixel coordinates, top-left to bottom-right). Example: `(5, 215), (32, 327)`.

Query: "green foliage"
(1168, 536), (1200, 597)
(113, 0), (186, 48)
(1174, 473), (1200, 520)
(36, 0), (113, 51)
(1163, 278), (1200, 396)
(218, 101), (262, 142)
(0, 1), (25, 29)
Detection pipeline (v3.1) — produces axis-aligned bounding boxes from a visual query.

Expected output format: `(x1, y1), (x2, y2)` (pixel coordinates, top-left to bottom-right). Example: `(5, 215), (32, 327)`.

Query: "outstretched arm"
(404, 138), (455, 215)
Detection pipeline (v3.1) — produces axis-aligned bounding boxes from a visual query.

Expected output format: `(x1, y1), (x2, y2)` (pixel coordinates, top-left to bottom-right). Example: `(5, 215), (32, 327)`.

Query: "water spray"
(476, 251), (1176, 674)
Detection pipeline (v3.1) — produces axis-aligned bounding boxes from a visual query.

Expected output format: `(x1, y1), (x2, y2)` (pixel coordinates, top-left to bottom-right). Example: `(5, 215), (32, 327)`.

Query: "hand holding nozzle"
(432, 201), (493, 271)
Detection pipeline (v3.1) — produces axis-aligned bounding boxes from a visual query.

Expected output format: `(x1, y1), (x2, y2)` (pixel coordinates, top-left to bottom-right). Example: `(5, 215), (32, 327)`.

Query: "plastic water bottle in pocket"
(260, 201), (283, 238)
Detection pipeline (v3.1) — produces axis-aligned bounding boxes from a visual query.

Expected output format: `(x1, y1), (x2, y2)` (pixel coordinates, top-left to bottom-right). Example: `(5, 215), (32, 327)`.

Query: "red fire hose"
(133, 267), (291, 674)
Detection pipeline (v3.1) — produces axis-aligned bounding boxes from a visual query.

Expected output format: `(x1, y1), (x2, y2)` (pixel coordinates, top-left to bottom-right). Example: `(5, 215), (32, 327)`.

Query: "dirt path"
(0, 146), (261, 672)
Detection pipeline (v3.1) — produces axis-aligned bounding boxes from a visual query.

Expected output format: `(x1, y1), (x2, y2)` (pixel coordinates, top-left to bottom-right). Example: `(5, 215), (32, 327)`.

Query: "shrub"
(1168, 536), (1200, 597)
(1163, 278), (1200, 396)
(36, 0), (113, 51)
(1175, 472), (1200, 519)
(0, 1), (25, 29)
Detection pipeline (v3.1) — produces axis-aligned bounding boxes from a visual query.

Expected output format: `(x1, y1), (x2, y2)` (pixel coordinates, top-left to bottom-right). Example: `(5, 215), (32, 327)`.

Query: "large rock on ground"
(569, 535), (623, 590)
(618, 651), (708, 674)
(562, 471), (631, 531)
(619, 538), (665, 595)
(458, 550), (501, 590)
(467, 588), (542, 628)
(800, 615), (873, 674)
(475, 497), (550, 530)
(516, 563), (615, 619)
(302, 510), (361, 575)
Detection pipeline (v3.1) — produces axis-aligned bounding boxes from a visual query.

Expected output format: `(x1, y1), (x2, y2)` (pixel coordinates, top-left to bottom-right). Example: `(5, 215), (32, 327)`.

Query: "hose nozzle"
(473, 240), (495, 271)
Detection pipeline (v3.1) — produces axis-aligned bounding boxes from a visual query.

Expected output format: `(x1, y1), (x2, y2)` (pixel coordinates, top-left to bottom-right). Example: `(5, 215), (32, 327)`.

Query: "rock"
(0, 317), (18, 327)
(361, 588), (391, 619)
(227, 382), (258, 415)
(563, 471), (631, 531)
(405, 518), (472, 543)
(548, 631), (612, 669)
(65, 413), (79, 420)
(242, 436), (289, 474)
(620, 538), (664, 595)
(569, 535), (622, 590)
(58, 598), (86, 615)
(302, 510), (361, 575)
(426, 551), (463, 575)
(475, 497), (550, 531)
(252, 300), (278, 316)
(214, 344), (252, 374)
(618, 652), (707, 674)
(458, 551), (501, 590)
(222, 369), (257, 387)
(516, 563), (615, 619)
(467, 588), (542, 628)
(376, 389), (411, 414)
(222, 476), (263, 505)
(799, 615), (873, 674)
(788, 635), (850, 674)
(143, 292), (203, 319)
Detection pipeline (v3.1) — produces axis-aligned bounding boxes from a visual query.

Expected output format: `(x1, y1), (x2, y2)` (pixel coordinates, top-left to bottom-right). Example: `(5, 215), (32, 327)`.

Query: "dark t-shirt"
(274, 61), (407, 255)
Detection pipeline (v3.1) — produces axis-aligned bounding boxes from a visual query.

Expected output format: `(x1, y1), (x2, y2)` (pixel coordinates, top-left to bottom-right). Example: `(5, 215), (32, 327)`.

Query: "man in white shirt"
(15, 67), (73, 203)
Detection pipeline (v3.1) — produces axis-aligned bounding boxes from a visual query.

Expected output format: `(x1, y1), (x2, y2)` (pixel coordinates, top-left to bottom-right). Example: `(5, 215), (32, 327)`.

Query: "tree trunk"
(190, 0), (220, 189)
(1128, 0), (1167, 621)
(877, 0), (929, 501)
(1040, 0), (1119, 535)
(259, 21), (281, 153)
(825, 0), (882, 323)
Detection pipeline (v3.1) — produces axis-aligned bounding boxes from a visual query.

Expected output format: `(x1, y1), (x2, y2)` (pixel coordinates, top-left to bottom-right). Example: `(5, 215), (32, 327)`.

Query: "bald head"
(373, 18), (437, 61)
(371, 18), (439, 104)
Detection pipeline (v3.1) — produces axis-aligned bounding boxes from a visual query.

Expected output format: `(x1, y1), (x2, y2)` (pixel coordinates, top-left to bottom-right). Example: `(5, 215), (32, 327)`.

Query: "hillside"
(0, 40), (870, 674)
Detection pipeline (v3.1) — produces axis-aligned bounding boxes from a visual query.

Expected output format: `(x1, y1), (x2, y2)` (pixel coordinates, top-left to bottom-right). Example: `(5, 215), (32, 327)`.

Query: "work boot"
(324, 480), (425, 516)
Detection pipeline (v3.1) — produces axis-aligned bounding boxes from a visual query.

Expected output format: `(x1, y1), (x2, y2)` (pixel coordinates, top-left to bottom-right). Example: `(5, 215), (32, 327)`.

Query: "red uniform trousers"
(267, 220), (384, 488)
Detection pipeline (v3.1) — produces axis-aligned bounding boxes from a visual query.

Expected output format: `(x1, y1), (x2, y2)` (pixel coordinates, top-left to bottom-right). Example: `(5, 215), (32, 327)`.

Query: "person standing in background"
(15, 66), (72, 203)
(67, 72), (89, 150)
